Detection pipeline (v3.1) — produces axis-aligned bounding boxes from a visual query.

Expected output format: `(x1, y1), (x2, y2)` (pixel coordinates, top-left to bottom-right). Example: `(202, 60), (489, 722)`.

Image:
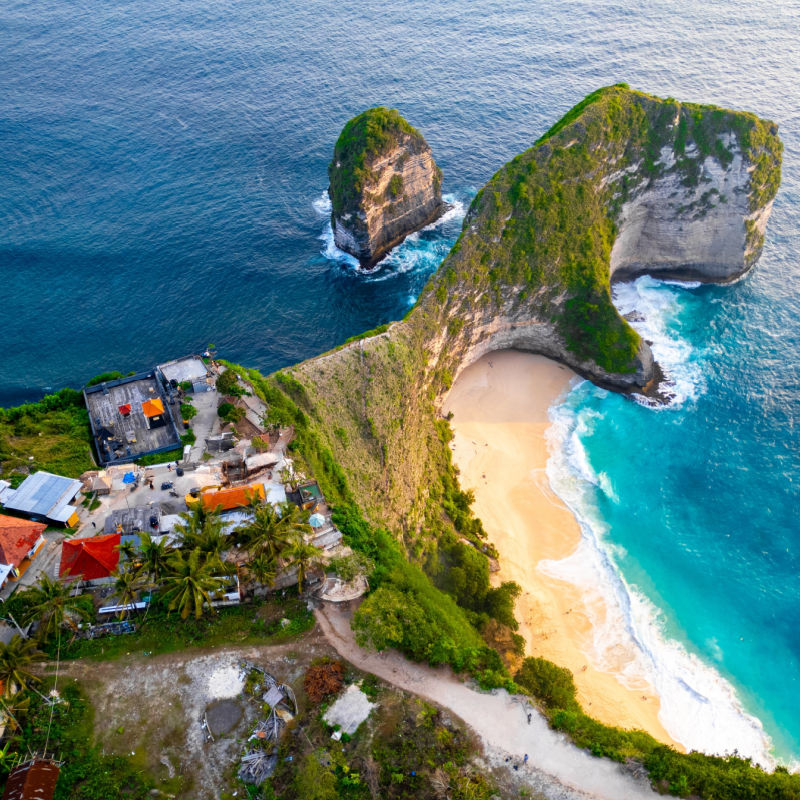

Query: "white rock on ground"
(208, 664), (244, 699)
(322, 684), (376, 735)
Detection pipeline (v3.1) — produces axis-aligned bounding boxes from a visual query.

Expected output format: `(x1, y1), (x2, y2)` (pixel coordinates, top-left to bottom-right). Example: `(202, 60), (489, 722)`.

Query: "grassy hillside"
(0, 388), (95, 481)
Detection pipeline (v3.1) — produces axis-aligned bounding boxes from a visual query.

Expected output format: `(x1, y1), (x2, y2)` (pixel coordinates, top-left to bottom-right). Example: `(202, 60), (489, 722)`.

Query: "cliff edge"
(329, 107), (445, 268)
(274, 86), (781, 535)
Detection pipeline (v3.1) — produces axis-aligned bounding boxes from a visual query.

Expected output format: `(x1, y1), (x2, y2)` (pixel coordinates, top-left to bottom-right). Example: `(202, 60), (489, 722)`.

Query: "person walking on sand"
(523, 754), (529, 765)
(527, 712), (531, 724)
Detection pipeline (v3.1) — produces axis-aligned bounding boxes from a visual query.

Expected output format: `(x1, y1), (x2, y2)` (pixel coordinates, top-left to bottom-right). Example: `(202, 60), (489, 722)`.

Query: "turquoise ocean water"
(2, 0), (798, 765)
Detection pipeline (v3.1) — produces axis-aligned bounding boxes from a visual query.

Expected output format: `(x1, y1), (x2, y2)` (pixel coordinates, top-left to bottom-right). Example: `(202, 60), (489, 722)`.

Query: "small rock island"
(328, 107), (446, 268)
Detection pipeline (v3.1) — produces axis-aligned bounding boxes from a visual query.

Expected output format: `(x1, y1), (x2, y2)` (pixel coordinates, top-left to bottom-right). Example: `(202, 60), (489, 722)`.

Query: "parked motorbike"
(160, 481), (174, 490)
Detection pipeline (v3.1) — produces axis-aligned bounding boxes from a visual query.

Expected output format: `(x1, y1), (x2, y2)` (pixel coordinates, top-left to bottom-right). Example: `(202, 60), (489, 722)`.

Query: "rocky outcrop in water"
(329, 107), (445, 269)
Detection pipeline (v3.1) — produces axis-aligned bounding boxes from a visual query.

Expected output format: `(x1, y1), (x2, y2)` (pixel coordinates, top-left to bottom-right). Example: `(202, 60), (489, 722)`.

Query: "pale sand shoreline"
(443, 350), (678, 747)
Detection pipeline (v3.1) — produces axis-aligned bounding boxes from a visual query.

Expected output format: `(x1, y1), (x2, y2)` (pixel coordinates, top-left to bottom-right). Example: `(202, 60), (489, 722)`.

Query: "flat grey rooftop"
(104, 505), (163, 536)
(158, 356), (209, 386)
(85, 374), (180, 464)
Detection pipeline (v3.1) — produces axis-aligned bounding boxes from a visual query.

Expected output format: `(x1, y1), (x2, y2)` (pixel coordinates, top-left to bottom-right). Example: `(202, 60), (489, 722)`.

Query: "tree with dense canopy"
(161, 548), (228, 619)
(20, 574), (91, 641)
(236, 501), (311, 561)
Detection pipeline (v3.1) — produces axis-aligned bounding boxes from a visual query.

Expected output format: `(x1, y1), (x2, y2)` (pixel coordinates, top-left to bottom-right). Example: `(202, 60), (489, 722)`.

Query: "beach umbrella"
(122, 471), (137, 484)
(308, 513), (325, 528)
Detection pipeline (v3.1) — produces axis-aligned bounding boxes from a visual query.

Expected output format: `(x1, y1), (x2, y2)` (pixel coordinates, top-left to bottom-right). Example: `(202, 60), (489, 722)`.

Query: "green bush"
(85, 371), (124, 387)
(217, 402), (244, 423)
(215, 368), (243, 397)
(515, 656), (579, 711)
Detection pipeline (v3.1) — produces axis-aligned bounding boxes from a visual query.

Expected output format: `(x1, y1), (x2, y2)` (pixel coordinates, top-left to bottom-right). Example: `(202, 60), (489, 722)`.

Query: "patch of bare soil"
(58, 624), (333, 799)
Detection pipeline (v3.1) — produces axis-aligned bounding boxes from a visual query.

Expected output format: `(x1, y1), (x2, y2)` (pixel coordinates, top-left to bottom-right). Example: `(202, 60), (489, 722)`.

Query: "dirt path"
(316, 604), (661, 800)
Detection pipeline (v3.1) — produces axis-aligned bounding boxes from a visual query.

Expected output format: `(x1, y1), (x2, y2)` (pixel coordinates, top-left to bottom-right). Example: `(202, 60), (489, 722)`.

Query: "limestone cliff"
(329, 107), (445, 268)
(271, 86), (781, 537)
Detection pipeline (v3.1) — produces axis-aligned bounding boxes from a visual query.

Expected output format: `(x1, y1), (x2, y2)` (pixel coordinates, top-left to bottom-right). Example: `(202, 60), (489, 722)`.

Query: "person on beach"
(524, 754), (529, 765)
(527, 712), (531, 724)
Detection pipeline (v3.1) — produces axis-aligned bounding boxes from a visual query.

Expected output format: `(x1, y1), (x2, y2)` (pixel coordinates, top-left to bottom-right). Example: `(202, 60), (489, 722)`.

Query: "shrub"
(329, 552), (374, 582)
(217, 402), (244, 423)
(85, 370), (124, 387)
(515, 657), (579, 711)
(304, 659), (345, 704)
(215, 368), (243, 397)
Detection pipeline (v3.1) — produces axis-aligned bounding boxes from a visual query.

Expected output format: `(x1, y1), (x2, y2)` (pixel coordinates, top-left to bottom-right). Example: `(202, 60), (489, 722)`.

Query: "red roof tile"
(0, 515), (46, 568)
(59, 533), (120, 580)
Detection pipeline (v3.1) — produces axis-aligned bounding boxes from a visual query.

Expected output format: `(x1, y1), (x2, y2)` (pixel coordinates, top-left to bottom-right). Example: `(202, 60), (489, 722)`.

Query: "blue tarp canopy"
(122, 471), (137, 484)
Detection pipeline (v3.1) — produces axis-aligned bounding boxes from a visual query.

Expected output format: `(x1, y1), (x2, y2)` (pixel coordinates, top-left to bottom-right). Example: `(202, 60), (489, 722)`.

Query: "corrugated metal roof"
(2, 472), (81, 518)
(1, 757), (60, 800)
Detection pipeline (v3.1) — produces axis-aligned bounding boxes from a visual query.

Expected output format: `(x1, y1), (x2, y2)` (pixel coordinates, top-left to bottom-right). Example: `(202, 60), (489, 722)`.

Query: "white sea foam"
(314, 190), (466, 279)
(612, 276), (705, 408)
(312, 190), (332, 216)
(543, 398), (775, 767)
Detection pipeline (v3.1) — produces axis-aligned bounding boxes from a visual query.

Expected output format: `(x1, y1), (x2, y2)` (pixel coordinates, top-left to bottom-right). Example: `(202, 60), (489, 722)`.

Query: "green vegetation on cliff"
(515, 656), (800, 798)
(415, 84), (781, 376)
(0, 388), (94, 480)
(224, 361), (517, 689)
(252, 87), (783, 799)
(328, 107), (420, 214)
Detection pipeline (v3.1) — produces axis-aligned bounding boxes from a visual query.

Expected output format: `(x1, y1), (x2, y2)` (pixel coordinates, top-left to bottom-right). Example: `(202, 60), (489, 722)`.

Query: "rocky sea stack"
(328, 107), (446, 268)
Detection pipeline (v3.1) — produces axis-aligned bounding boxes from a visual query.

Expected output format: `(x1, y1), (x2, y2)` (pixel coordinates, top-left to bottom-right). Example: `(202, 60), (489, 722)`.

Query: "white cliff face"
(332, 133), (444, 267)
(610, 138), (768, 282)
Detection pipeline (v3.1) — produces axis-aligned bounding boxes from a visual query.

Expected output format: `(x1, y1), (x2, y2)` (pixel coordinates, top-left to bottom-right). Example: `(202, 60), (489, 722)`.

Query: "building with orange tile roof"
(200, 483), (265, 513)
(0, 514), (47, 587)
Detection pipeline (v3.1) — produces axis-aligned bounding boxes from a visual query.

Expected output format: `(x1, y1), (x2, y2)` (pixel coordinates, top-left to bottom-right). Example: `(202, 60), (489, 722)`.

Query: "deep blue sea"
(2, 0), (798, 765)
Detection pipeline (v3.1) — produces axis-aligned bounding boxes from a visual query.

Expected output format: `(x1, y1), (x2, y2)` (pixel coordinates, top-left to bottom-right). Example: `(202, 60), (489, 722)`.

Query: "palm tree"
(286, 536), (323, 593)
(238, 501), (311, 561)
(116, 539), (138, 564)
(176, 507), (229, 564)
(161, 549), (228, 619)
(0, 690), (30, 734)
(244, 553), (277, 589)
(172, 502), (213, 543)
(136, 531), (174, 586)
(110, 566), (143, 618)
(0, 636), (43, 697)
(20, 574), (91, 641)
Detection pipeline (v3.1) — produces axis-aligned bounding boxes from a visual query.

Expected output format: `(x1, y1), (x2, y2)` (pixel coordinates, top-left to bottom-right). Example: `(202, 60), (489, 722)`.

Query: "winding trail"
(316, 604), (661, 800)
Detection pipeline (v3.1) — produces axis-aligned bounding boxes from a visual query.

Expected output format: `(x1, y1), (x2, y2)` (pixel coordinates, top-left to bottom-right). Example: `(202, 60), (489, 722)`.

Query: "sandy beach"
(443, 350), (677, 745)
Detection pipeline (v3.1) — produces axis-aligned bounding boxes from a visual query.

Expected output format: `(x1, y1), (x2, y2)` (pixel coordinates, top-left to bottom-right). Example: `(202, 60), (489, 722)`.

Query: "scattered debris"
(237, 661), (298, 785)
